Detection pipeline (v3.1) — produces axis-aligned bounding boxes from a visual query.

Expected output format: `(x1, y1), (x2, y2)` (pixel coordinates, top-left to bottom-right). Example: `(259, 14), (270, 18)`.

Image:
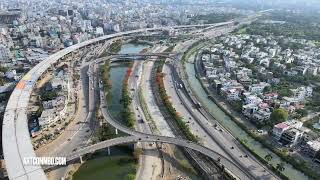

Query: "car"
(67, 138), (71, 141)
(72, 148), (77, 152)
(86, 130), (90, 133)
(136, 107), (139, 110)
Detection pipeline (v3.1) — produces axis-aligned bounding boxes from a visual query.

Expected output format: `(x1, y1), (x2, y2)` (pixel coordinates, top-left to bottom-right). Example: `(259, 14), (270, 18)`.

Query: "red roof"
(275, 122), (289, 129)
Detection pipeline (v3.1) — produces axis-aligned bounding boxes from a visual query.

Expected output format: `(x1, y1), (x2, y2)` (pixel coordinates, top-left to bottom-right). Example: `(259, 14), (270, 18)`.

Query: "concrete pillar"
(107, 147), (111, 155)
(115, 128), (118, 135)
(80, 156), (83, 164)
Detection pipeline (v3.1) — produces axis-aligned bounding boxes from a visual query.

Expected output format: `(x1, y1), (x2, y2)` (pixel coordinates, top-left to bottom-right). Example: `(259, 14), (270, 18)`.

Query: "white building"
(249, 82), (270, 94)
(245, 95), (262, 105)
(272, 120), (303, 141)
(38, 109), (57, 127)
(303, 140), (320, 160)
(291, 86), (313, 100)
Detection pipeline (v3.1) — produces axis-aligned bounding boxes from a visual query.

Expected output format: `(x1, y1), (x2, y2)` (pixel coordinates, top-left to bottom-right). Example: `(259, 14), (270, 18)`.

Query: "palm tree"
(265, 153), (273, 164)
(276, 162), (285, 172)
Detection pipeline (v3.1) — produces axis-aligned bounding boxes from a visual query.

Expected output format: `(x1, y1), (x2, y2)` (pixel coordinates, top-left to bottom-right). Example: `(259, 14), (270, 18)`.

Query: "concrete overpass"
(64, 135), (253, 180)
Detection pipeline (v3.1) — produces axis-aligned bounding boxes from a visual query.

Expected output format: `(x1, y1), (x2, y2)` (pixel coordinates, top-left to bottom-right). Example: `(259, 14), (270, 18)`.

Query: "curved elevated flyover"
(65, 135), (252, 180)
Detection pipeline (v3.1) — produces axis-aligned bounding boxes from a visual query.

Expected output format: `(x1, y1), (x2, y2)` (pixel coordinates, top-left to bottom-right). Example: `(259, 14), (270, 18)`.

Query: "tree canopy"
(270, 108), (289, 125)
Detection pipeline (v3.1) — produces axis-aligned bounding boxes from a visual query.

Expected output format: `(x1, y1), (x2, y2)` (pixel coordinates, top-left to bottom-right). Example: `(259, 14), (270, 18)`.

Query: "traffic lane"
(53, 63), (95, 157)
(80, 65), (90, 112)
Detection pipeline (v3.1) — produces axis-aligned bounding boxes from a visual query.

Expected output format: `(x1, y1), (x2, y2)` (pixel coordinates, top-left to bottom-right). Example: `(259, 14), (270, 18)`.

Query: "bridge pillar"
(80, 156), (83, 164)
(107, 147), (111, 155)
(115, 128), (118, 135)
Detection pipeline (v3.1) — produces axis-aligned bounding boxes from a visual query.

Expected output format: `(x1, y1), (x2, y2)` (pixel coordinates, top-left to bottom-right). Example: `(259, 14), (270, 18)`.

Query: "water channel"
(107, 43), (150, 120)
(185, 56), (309, 180)
(74, 43), (149, 180)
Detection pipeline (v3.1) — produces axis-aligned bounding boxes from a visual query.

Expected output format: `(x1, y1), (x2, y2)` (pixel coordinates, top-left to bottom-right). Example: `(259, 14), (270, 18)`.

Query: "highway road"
(163, 63), (227, 154)
(128, 59), (164, 180)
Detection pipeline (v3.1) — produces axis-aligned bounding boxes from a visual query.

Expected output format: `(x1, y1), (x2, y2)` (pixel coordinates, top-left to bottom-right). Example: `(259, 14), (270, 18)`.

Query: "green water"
(73, 148), (136, 180)
(107, 64), (128, 121)
(118, 43), (149, 54)
(185, 62), (309, 180)
(107, 43), (150, 121)
(74, 43), (149, 179)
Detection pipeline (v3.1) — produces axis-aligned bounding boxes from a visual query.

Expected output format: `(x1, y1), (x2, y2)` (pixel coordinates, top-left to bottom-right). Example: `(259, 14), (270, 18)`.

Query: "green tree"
(263, 86), (272, 93)
(270, 108), (289, 125)
(0, 77), (5, 86)
(276, 162), (285, 172)
(133, 148), (143, 162)
(296, 109), (308, 117)
(97, 123), (114, 141)
(264, 153), (273, 164)
(233, 100), (243, 113)
(0, 66), (8, 72)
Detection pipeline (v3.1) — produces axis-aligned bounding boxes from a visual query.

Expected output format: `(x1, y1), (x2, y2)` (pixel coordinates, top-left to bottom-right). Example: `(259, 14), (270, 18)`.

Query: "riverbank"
(120, 61), (135, 128)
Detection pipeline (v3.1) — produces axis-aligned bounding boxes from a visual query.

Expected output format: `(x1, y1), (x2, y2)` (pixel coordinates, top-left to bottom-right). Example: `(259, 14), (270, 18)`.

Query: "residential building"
(279, 128), (303, 146)
(302, 140), (320, 161)
(272, 120), (303, 141)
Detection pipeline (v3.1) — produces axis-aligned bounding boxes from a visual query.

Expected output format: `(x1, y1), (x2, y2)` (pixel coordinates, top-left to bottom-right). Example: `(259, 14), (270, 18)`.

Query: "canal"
(185, 54), (309, 180)
(107, 43), (150, 121)
(73, 43), (149, 180)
